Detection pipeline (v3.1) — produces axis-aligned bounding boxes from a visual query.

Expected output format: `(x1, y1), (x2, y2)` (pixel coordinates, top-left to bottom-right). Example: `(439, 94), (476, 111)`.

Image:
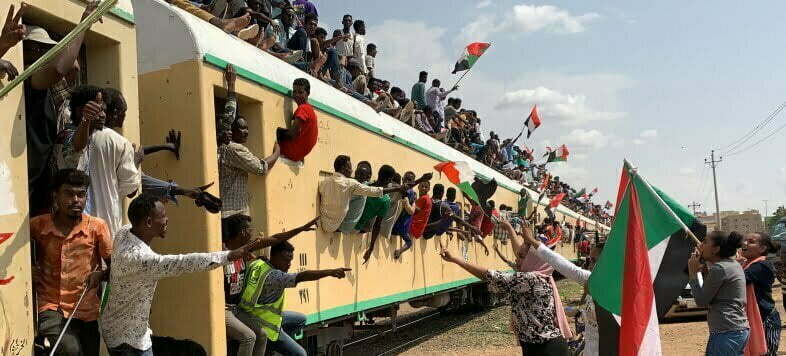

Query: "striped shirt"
(218, 142), (269, 217)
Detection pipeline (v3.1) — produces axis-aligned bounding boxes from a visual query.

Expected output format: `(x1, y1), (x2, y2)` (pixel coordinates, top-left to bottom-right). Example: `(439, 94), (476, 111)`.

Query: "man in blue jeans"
(239, 241), (350, 356)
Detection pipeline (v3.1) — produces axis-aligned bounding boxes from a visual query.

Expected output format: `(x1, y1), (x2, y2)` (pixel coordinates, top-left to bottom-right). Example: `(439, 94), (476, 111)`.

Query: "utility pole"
(688, 201), (702, 216)
(705, 150), (723, 230)
(763, 200), (769, 229)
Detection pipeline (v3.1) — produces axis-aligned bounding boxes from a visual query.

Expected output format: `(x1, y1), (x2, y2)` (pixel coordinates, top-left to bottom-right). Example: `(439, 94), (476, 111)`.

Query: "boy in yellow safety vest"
(239, 241), (350, 356)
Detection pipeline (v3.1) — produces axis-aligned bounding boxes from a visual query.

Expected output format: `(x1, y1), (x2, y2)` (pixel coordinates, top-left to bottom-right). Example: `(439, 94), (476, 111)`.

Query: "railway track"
(342, 306), (493, 356)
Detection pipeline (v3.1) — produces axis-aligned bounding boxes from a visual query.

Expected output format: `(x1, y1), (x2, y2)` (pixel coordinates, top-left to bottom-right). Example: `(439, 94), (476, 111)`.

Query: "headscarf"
(514, 240), (574, 340)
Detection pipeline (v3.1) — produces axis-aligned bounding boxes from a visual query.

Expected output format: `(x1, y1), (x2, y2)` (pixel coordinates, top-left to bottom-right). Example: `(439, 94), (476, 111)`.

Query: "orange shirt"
(31, 213), (112, 321)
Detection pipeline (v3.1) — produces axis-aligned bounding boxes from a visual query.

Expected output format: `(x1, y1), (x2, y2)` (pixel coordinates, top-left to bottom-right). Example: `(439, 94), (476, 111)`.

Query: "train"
(0, 1), (608, 355)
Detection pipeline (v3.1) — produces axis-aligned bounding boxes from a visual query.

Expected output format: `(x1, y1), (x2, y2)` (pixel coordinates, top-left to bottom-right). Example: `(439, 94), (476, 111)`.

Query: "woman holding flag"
(740, 232), (781, 356)
(688, 231), (749, 356)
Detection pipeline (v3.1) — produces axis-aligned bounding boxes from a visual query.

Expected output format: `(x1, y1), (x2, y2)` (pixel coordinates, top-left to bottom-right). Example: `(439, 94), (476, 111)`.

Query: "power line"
(719, 99), (786, 154)
(724, 119), (786, 157)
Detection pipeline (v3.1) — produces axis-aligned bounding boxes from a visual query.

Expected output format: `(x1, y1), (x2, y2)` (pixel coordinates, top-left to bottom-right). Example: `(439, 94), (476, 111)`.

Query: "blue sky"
(316, 0), (786, 217)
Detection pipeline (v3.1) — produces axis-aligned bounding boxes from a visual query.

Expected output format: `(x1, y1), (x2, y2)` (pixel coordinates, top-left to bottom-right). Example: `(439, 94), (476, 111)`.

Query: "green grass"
(556, 279), (585, 305)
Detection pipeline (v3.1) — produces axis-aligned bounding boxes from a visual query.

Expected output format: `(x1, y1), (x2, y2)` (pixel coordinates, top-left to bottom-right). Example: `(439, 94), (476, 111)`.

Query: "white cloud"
(458, 4), (599, 43)
(640, 129), (658, 138)
(495, 86), (626, 126)
(367, 20), (451, 85)
(507, 5), (600, 34)
(632, 138), (645, 145)
(559, 128), (611, 150)
(476, 0), (492, 9)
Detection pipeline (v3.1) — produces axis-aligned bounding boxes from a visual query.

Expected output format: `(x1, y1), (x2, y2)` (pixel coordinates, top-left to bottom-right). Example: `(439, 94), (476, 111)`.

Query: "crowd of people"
(0, 1), (636, 356)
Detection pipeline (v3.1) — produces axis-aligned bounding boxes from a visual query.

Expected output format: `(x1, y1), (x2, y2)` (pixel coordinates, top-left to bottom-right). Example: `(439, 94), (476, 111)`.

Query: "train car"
(0, 0), (607, 355)
(133, 1), (607, 355)
(0, 1), (137, 354)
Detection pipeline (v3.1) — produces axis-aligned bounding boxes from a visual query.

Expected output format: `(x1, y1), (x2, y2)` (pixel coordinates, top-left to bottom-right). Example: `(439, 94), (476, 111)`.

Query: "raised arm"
(31, 3), (98, 90)
(440, 248), (488, 279)
(688, 253), (721, 307)
(250, 217), (318, 251)
(295, 268), (351, 283)
(533, 243), (591, 283)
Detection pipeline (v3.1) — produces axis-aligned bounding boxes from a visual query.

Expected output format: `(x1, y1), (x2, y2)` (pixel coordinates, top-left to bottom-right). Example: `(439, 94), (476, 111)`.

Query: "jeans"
(267, 311), (307, 356)
(706, 329), (749, 356)
(320, 48), (341, 80)
(226, 307), (267, 356)
(107, 344), (153, 356)
(38, 310), (100, 356)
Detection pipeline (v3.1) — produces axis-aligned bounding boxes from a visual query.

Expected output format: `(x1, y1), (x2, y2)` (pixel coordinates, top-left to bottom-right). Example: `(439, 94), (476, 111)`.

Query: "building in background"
(696, 210), (739, 232)
(721, 210), (764, 234)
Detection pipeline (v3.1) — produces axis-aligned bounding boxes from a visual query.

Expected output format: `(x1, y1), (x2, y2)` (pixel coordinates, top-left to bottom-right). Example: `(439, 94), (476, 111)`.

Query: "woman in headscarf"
(517, 218), (604, 355)
(440, 219), (569, 356)
(740, 232), (781, 356)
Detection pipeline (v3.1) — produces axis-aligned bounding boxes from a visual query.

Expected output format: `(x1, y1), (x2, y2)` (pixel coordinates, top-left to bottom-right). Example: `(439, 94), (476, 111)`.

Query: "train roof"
(133, 0), (607, 229)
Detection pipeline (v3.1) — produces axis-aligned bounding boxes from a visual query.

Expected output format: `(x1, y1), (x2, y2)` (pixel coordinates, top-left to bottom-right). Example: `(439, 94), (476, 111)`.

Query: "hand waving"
(166, 129), (182, 160)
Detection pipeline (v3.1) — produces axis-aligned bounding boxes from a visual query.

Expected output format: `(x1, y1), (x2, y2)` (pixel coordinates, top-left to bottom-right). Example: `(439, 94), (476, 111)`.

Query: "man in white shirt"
(335, 14), (354, 59)
(425, 79), (458, 130)
(100, 194), (259, 355)
(351, 20), (369, 75)
(65, 87), (140, 235)
(365, 43), (376, 79)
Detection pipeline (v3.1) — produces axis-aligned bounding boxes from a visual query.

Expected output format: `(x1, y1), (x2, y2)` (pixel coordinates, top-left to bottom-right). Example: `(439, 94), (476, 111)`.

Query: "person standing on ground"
(740, 232), (781, 356)
(440, 221), (570, 355)
(100, 195), (260, 355)
(688, 231), (749, 356)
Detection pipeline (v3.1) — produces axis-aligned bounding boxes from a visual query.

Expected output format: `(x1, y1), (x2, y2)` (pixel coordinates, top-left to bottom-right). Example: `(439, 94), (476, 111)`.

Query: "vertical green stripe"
(466, 54), (480, 68)
(458, 181), (479, 203)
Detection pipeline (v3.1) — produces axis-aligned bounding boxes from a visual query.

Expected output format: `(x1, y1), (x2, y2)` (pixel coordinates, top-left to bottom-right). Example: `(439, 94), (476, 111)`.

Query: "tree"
(766, 205), (786, 231)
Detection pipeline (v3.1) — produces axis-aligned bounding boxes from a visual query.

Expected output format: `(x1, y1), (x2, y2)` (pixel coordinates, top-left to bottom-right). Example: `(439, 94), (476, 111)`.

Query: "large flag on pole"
(434, 161), (479, 203)
(525, 106), (541, 138)
(452, 42), (491, 74)
(548, 193), (566, 208)
(588, 161), (705, 356)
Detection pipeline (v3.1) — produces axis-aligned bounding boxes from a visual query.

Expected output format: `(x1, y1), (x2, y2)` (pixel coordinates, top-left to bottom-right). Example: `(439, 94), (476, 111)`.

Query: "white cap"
(24, 25), (58, 45)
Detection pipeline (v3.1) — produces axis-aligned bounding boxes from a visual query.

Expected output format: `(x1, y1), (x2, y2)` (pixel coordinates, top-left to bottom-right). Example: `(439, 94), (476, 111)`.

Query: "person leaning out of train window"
(277, 78), (318, 166)
(31, 169), (112, 356)
(222, 214), (318, 356)
(337, 161), (374, 234)
(239, 241), (350, 356)
(319, 155), (418, 234)
(217, 64), (280, 218)
(440, 222), (571, 356)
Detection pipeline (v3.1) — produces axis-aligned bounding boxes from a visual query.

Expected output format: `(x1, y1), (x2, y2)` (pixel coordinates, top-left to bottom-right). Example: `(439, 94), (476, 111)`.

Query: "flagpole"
(625, 159), (701, 245)
(450, 66), (474, 90)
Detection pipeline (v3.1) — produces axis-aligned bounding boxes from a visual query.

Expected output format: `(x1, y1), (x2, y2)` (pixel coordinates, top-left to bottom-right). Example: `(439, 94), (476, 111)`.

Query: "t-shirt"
(423, 201), (460, 238)
(517, 196), (529, 217)
(223, 259), (247, 305)
(409, 194), (432, 239)
(392, 190), (416, 237)
(469, 205), (484, 230)
(280, 103), (318, 162)
(355, 194), (391, 232)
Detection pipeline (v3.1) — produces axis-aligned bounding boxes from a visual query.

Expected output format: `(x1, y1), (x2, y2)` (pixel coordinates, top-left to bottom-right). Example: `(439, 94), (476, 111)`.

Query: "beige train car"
(0, 0), (137, 354)
(133, 1), (607, 355)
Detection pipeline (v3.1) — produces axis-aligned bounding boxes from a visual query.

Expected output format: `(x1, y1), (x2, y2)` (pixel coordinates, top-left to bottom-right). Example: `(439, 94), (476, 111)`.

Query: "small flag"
(549, 193), (566, 208)
(434, 161), (479, 203)
(452, 42), (491, 74)
(573, 188), (586, 199)
(605, 200), (613, 210)
(525, 106), (541, 138)
(546, 144), (569, 163)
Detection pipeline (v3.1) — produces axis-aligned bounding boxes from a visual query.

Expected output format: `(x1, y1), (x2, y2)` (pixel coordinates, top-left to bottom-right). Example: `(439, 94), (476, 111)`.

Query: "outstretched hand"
(0, 3), (25, 53)
(0, 59), (17, 80)
(330, 267), (352, 278)
(298, 216), (319, 232)
(81, 0), (103, 23)
(166, 130), (182, 160)
(440, 248), (457, 263)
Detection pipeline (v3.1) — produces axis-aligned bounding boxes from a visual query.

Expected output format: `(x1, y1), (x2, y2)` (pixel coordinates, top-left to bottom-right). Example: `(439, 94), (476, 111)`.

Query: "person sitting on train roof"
(337, 160), (373, 234)
(55, 85), (141, 235)
(217, 65), (280, 217)
(277, 78), (318, 165)
(100, 87), (223, 213)
(23, 2), (99, 216)
(239, 241), (350, 356)
(319, 155), (417, 234)
(222, 214), (318, 356)
(31, 169), (111, 356)
(0, 3), (24, 80)
(100, 194), (260, 355)
(165, 0), (258, 35)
